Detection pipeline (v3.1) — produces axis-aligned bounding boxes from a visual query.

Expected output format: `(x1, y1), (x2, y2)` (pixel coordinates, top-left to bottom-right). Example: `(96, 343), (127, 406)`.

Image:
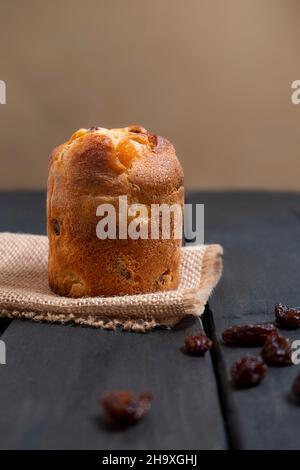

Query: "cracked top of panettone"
(49, 125), (183, 199)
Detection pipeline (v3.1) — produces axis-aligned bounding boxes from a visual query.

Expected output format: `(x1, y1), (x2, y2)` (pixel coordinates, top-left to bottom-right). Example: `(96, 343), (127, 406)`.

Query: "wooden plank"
(0, 190), (46, 235)
(187, 191), (300, 450)
(0, 191), (227, 450)
(0, 317), (226, 450)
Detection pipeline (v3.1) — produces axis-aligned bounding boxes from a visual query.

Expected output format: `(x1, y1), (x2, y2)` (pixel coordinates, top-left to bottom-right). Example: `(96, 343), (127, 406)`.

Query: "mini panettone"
(47, 125), (184, 297)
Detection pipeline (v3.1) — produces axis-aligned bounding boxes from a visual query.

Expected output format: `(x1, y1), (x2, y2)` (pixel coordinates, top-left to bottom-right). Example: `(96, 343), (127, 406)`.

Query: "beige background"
(0, 0), (300, 190)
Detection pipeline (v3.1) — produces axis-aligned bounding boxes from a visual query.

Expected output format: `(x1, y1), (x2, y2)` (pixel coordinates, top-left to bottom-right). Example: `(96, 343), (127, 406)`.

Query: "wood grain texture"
(187, 191), (300, 450)
(0, 191), (226, 450)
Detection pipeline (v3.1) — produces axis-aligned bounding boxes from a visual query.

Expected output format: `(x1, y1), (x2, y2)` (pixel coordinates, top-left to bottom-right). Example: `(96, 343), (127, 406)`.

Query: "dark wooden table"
(0, 191), (300, 450)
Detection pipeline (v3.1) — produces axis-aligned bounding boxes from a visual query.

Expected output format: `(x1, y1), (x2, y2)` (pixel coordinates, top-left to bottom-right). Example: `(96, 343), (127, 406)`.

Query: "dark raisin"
(101, 390), (152, 425)
(222, 323), (277, 346)
(184, 333), (213, 356)
(127, 125), (147, 134)
(275, 303), (300, 330)
(292, 371), (300, 398)
(88, 126), (101, 131)
(261, 333), (292, 366)
(147, 132), (158, 148)
(52, 219), (61, 236)
(118, 266), (131, 280)
(156, 270), (172, 287)
(127, 125), (157, 147)
(231, 355), (267, 388)
(113, 260), (131, 280)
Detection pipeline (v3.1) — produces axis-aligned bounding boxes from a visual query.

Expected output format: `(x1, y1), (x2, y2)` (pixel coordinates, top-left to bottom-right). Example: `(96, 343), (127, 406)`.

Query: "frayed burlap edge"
(182, 244), (223, 316)
(0, 244), (223, 333)
(0, 309), (159, 332)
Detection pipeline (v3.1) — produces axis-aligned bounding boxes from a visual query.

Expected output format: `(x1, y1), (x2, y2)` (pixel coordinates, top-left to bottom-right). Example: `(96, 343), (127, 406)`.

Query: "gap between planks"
(0, 319), (11, 337)
(202, 305), (243, 450)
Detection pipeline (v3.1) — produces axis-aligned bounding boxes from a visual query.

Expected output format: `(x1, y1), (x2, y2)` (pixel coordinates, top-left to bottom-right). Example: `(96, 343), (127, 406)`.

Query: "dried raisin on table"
(184, 333), (213, 356)
(261, 333), (292, 366)
(231, 355), (267, 388)
(101, 390), (152, 424)
(222, 323), (277, 346)
(275, 303), (300, 330)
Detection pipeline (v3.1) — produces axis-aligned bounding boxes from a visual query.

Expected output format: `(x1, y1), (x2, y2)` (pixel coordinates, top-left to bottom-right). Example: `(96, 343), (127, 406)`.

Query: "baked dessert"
(47, 125), (184, 297)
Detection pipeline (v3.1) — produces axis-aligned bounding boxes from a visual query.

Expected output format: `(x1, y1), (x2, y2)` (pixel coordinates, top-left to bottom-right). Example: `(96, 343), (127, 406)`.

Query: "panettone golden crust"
(47, 126), (184, 297)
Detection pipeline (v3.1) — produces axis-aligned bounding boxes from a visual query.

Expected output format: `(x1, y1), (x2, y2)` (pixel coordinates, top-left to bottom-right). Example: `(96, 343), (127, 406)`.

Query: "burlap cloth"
(0, 233), (223, 332)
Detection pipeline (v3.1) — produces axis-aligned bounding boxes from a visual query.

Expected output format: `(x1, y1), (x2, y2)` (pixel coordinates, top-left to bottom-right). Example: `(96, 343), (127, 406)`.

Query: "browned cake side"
(47, 125), (184, 297)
